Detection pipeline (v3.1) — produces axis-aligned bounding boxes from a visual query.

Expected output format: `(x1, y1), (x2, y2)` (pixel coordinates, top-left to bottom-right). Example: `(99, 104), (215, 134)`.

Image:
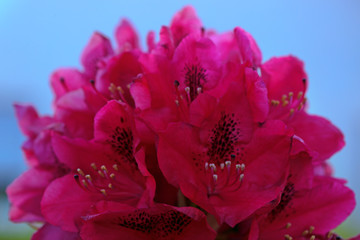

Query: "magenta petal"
(244, 68), (269, 122)
(7, 166), (61, 222)
(262, 55), (307, 102)
(81, 32), (113, 78)
(14, 104), (53, 138)
(234, 27), (262, 67)
(50, 68), (88, 99)
(289, 111), (345, 162)
(41, 174), (101, 232)
(32, 223), (80, 240)
(170, 6), (202, 46)
(93, 100), (135, 143)
(80, 204), (216, 240)
(258, 177), (356, 240)
(115, 19), (139, 51)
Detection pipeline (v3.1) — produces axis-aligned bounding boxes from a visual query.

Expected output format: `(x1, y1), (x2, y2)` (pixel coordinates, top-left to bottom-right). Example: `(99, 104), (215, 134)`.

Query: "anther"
(205, 162), (209, 170)
(113, 164), (119, 171)
(100, 189), (107, 196)
(289, 108), (295, 116)
(110, 173), (115, 179)
(282, 94), (288, 101)
(185, 87), (190, 93)
(101, 165), (108, 173)
(225, 161), (231, 167)
(117, 86), (124, 95)
(98, 170), (105, 178)
(209, 163), (217, 172)
(230, 154), (236, 160)
(236, 164), (241, 170)
(286, 222), (292, 229)
(197, 87), (202, 94)
(297, 91), (303, 99)
(282, 100), (289, 107)
(213, 174), (218, 183)
(81, 179), (88, 188)
(288, 92), (294, 98)
(220, 163), (225, 170)
(241, 164), (246, 172)
(85, 174), (92, 181)
(108, 183), (113, 189)
(302, 230), (309, 236)
(175, 100), (180, 106)
(91, 163), (97, 170)
(284, 234), (293, 240)
(310, 235), (315, 240)
(77, 168), (84, 176)
(327, 232), (334, 239)
(309, 226), (315, 234)
(239, 173), (244, 182)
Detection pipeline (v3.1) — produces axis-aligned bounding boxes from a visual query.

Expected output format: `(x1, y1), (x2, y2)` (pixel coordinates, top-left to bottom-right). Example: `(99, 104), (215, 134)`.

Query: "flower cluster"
(7, 6), (359, 240)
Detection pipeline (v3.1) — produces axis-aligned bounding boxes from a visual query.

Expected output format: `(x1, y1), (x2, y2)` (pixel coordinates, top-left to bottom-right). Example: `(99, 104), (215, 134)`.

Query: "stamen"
(286, 222), (292, 229)
(98, 170), (105, 178)
(220, 163), (225, 170)
(117, 86), (124, 95)
(297, 91), (303, 99)
(213, 174), (218, 183)
(209, 163), (217, 172)
(197, 87), (202, 95)
(81, 179), (88, 188)
(288, 92), (293, 104)
(205, 162), (209, 171)
(310, 235), (315, 240)
(108, 183), (113, 189)
(289, 108), (295, 116)
(240, 163), (245, 172)
(113, 164), (119, 171)
(110, 173), (115, 179)
(302, 230), (309, 236)
(101, 165), (108, 173)
(309, 226), (315, 234)
(185, 87), (190, 93)
(77, 168), (85, 176)
(239, 173), (244, 182)
(282, 100), (289, 107)
(175, 100), (180, 106)
(91, 163), (97, 170)
(284, 234), (293, 240)
(85, 174), (92, 181)
(100, 189), (107, 196)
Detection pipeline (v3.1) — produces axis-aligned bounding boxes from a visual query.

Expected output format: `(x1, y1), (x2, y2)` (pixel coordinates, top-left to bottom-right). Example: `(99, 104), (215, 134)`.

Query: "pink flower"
(262, 56), (345, 162)
(157, 81), (292, 225)
(41, 101), (155, 232)
(7, 5), (357, 240)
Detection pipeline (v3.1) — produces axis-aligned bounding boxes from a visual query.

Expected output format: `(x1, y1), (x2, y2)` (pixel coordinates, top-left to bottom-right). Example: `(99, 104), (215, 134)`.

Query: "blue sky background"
(0, 0), (359, 237)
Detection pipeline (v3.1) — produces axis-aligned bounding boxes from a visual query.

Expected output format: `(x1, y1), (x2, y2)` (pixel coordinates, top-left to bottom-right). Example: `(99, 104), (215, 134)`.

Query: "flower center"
(268, 182), (295, 221)
(183, 63), (207, 102)
(108, 126), (137, 168)
(202, 112), (245, 196)
(116, 209), (192, 238)
(270, 79), (307, 118)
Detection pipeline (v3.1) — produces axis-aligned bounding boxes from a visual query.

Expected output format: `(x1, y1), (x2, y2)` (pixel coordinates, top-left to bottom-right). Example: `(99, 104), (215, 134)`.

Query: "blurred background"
(0, 0), (359, 238)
